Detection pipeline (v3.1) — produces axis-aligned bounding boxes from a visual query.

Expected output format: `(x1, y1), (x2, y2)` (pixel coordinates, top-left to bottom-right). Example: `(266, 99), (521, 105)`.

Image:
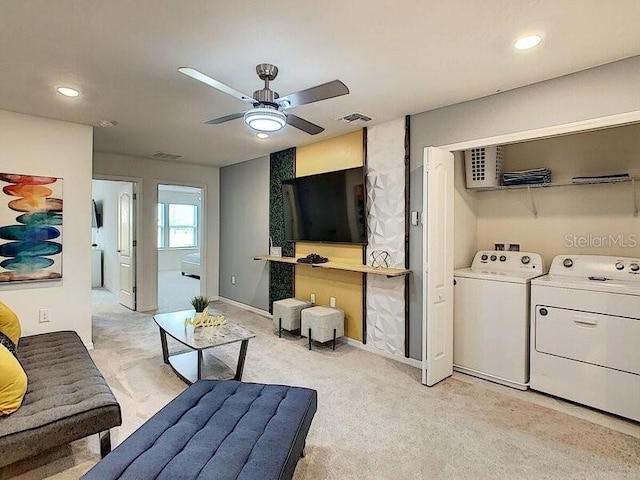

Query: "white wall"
(0, 110), (93, 344)
(454, 152), (478, 269)
(474, 123), (640, 267)
(157, 188), (201, 271)
(93, 153), (220, 311)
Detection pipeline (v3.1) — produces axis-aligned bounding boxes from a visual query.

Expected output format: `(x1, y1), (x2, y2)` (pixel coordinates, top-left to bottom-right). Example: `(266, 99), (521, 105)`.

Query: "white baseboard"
(217, 296), (271, 319)
(84, 342), (94, 350)
(344, 338), (422, 369)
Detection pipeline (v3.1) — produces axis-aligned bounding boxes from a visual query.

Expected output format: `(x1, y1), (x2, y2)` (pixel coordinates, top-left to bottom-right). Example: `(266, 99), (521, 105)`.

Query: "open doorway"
(92, 179), (137, 310)
(157, 184), (203, 312)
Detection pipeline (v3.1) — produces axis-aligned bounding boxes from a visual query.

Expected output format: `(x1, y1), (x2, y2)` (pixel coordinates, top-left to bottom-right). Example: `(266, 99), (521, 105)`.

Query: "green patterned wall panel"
(269, 147), (295, 312)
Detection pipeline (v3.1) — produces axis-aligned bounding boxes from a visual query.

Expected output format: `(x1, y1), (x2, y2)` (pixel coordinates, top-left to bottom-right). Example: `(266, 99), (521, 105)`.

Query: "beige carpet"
(3, 294), (640, 480)
(157, 269), (200, 313)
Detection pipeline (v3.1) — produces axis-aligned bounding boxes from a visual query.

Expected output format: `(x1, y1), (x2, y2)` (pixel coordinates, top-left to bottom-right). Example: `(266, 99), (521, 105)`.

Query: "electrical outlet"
(231, 275), (236, 285)
(310, 293), (315, 304)
(270, 246), (282, 257)
(508, 243), (521, 251)
(39, 308), (50, 323)
(330, 297), (336, 308)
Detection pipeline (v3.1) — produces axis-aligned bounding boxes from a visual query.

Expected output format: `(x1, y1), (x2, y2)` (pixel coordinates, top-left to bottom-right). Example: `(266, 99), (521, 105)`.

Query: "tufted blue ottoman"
(82, 380), (317, 480)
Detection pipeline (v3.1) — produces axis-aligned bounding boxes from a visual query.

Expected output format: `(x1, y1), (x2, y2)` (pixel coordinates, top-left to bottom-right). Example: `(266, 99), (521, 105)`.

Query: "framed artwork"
(0, 173), (63, 283)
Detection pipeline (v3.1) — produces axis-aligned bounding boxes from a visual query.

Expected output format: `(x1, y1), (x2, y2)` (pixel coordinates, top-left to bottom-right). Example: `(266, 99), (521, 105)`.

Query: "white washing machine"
(454, 250), (545, 390)
(530, 255), (640, 422)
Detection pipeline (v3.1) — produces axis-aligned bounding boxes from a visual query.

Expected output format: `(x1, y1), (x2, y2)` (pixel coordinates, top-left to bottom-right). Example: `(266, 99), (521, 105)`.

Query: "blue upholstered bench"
(82, 380), (318, 480)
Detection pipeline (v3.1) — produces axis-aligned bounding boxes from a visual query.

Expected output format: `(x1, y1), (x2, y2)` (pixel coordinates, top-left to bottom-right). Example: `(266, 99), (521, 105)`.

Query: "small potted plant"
(191, 295), (210, 313)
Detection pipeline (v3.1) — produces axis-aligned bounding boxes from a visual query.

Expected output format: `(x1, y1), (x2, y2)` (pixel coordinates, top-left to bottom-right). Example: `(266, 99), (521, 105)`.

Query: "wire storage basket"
(464, 146), (504, 188)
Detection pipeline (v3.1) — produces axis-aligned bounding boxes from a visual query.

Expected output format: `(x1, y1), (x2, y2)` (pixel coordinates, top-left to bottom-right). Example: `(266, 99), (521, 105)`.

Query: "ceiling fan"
(178, 63), (349, 135)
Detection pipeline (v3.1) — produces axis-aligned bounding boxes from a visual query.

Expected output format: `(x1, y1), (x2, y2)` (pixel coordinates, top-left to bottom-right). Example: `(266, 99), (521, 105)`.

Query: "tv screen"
(282, 167), (367, 244)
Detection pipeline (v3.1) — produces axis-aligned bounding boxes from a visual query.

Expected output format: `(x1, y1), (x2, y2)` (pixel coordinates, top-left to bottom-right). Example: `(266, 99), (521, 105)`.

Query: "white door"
(422, 146), (454, 386)
(118, 184), (136, 310)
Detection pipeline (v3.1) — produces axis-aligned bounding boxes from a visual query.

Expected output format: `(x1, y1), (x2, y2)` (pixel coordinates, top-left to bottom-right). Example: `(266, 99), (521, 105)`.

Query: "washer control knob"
(521, 255), (530, 265)
(499, 255), (507, 262)
(481, 254), (488, 261)
(631, 263), (640, 272)
(563, 258), (573, 268)
(615, 262), (625, 271)
(490, 255), (497, 261)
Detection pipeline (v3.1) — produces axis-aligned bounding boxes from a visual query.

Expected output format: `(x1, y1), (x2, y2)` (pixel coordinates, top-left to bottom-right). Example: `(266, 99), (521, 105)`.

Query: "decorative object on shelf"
(184, 307), (227, 328)
(0, 172), (63, 283)
(369, 250), (391, 269)
(297, 253), (328, 264)
(190, 295), (210, 313)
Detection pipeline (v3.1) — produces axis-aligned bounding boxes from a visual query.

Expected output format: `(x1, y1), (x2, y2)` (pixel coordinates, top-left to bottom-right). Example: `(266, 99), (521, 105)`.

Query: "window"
(169, 204), (197, 247)
(157, 203), (198, 249)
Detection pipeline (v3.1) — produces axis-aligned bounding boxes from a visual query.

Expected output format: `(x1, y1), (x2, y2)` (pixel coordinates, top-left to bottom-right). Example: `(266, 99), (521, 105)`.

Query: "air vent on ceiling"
(338, 113), (372, 124)
(152, 152), (182, 161)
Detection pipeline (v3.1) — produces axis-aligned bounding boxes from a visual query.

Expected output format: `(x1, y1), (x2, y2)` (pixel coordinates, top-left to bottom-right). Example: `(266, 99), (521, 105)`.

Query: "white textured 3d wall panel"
(366, 118), (406, 356)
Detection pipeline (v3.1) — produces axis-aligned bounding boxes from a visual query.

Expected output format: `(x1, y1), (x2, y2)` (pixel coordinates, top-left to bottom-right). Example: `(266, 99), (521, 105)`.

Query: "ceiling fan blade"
(203, 112), (245, 125)
(178, 67), (256, 104)
(286, 114), (324, 135)
(278, 80), (349, 109)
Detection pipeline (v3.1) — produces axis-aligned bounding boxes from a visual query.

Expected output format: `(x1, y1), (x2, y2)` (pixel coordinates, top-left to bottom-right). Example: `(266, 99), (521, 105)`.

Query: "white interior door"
(118, 184), (136, 310)
(422, 146), (454, 386)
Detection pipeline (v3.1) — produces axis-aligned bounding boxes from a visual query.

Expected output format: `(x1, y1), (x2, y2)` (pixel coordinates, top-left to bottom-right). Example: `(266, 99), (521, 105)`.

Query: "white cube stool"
(301, 306), (345, 351)
(272, 298), (312, 337)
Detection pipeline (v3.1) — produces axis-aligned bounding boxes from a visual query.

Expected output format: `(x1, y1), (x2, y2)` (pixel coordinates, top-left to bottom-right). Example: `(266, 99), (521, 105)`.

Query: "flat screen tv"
(282, 167), (367, 244)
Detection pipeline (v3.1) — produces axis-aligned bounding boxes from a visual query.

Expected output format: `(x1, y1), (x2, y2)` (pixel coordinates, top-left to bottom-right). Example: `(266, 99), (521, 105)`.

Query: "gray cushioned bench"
(0, 331), (122, 468)
(82, 379), (318, 480)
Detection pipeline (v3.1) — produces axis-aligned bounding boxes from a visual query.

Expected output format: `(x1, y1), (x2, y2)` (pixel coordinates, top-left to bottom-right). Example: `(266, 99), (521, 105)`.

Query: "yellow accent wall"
(296, 130), (364, 177)
(295, 130), (365, 341)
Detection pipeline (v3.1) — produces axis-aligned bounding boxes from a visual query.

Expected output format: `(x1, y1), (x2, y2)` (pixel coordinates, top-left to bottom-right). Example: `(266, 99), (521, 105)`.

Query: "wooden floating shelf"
(253, 255), (411, 277)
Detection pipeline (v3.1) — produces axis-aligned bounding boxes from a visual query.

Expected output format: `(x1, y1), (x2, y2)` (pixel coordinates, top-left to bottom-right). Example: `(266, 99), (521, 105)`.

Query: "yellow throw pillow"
(0, 301), (21, 345)
(0, 344), (27, 415)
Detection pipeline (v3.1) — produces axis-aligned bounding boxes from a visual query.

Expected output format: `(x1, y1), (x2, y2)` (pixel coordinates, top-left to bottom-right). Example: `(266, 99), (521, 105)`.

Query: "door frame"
(92, 174), (142, 310)
(155, 181), (208, 300)
(437, 111), (640, 152)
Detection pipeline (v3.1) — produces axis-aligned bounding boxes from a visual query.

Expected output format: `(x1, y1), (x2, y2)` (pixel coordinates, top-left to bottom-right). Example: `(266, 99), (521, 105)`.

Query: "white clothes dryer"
(530, 255), (640, 421)
(454, 250), (545, 390)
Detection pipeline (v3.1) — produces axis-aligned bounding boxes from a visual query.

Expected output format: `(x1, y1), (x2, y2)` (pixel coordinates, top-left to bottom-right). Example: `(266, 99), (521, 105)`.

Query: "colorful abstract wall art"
(0, 173), (63, 283)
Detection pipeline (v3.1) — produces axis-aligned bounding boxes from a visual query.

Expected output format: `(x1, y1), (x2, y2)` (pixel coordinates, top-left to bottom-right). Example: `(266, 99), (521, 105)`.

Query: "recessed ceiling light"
(56, 86), (80, 97)
(256, 133), (269, 139)
(514, 34), (542, 50)
(97, 119), (117, 128)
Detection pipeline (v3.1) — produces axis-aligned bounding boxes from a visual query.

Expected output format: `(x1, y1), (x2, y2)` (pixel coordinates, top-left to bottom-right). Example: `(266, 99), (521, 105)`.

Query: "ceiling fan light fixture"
(244, 107), (286, 132)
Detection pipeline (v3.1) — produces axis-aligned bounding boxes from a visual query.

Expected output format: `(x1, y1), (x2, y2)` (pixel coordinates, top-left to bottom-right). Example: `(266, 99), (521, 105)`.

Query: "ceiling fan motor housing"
(253, 88), (279, 105)
(256, 63), (278, 81)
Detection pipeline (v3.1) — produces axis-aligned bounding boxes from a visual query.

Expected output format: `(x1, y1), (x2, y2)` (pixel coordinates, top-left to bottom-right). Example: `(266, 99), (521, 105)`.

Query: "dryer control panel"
(549, 255), (640, 280)
(472, 250), (544, 273)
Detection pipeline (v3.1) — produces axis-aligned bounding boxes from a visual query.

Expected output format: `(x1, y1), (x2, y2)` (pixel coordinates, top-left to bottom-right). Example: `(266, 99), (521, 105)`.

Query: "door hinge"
(132, 240), (137, 247)
(133, 193), (137, 200)
(133, 286), (137, 293)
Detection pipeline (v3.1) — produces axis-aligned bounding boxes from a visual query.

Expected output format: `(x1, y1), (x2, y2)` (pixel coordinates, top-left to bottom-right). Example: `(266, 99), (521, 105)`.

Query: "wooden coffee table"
(153, 309), (255, 384)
